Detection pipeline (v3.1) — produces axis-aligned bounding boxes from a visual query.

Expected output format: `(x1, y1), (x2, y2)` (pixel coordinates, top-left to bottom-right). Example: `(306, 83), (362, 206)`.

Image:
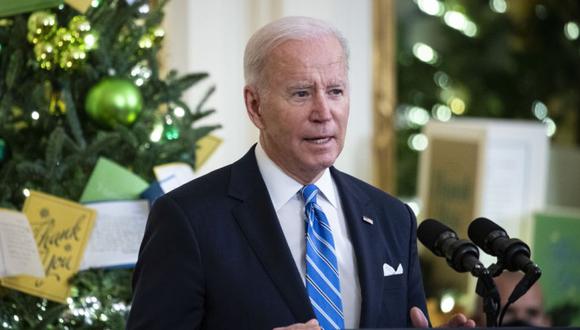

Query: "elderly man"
(127, 16), (474, 329)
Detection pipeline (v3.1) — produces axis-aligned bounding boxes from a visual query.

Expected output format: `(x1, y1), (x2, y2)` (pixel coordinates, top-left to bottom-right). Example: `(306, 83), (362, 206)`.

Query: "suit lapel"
(331, 168), (384, 328)
(229, 147), (314, 322)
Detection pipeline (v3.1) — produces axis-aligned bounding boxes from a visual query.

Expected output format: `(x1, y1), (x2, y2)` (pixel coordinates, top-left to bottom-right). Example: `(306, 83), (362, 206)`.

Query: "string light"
(543, 117), (556, 137)
(532, 100), (548, 120)
(173, 106), (186, 118)
(149, 123), (164, 142)
(489, 0), (507, 14)
(408, 133), (429, 151)
(138, 4), (150, 14)
(432, 104), (452, 121)
(407, 106), (430, 126)
(444, 11), (478, 37)
(449, 97), (466, 115)
(433, 71), (450, 88)
(440, 293), (455, 313)
(564, 22), (579, 40)
(415, 0), (445, 16)
(412, 42), (438, 64)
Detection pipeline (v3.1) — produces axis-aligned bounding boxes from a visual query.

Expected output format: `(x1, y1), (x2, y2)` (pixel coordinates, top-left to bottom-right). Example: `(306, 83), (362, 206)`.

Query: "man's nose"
(310, 92), (332, 122)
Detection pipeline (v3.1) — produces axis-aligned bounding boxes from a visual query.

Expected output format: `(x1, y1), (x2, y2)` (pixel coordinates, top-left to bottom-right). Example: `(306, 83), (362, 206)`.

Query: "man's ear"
(244, 85), (265, 130)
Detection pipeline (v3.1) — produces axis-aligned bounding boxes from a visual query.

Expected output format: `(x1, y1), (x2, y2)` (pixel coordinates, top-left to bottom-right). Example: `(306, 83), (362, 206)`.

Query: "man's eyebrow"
(327, 82), (345, 88)
(286, 83), (314, 90)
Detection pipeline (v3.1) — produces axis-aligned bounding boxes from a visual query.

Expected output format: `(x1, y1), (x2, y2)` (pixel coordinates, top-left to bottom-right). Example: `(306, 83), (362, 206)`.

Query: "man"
(472, 272), (551, 327)
(127, 16), (474, 329)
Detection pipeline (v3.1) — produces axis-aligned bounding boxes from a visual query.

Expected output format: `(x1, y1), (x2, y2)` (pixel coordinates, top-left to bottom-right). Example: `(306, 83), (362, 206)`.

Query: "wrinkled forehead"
(264, 37), (348, 77)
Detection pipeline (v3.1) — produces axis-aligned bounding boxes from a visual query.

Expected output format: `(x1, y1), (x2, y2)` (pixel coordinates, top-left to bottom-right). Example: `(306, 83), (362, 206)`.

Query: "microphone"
(418, 219), (483, 274)
(468, 217), (539, 274)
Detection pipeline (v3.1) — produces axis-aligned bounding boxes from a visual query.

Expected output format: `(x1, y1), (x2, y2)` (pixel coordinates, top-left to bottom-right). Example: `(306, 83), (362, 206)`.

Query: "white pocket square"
(383, 262), (404, 276)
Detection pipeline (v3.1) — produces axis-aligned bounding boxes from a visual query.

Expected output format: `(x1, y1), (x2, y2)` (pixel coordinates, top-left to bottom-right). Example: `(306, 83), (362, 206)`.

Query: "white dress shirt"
(255, 143), (361, 328)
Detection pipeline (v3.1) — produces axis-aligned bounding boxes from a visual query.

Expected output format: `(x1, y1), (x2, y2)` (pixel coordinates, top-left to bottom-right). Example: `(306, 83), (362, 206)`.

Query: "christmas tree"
(0, 0), (219, 328)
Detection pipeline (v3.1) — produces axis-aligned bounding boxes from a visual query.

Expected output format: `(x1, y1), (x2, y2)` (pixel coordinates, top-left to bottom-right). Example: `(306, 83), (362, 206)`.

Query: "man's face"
(497, 278), (551, 327)
(245, 36), (349, 184)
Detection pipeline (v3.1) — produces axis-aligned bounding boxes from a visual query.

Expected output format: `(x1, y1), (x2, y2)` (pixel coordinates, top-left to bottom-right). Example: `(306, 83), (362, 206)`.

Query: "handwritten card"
(79, 157), (149, 203)
(0, 209), (44, 278)
(1, 191), (96, 304)
(153, 162), (195, 193)
(80, 200), (149, 270)
(532, 208), (580, 323)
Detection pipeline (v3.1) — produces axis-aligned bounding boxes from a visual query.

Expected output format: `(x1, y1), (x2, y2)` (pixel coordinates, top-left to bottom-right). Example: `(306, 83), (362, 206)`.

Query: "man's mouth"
(304, 136), (333, 144)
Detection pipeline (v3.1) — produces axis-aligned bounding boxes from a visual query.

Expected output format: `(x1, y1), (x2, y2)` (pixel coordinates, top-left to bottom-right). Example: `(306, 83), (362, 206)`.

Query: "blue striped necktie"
(302, 184), (344, 330)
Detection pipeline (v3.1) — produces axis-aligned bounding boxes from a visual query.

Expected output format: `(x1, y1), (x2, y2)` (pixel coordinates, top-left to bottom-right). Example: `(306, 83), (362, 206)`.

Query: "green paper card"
(533, 209), (580, 326)
(80, 157), (149, 203)
(0, 0), (62, 18)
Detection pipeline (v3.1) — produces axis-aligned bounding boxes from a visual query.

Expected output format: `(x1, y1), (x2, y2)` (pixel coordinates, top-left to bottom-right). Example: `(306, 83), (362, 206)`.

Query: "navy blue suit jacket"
(127, 147), (429, 329)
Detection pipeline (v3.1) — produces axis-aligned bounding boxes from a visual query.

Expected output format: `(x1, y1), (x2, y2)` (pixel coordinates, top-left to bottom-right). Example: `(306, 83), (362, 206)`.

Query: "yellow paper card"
(196, 135), (222, 169)
(1, 191), (96, 303)
(64, 0), (92, 13)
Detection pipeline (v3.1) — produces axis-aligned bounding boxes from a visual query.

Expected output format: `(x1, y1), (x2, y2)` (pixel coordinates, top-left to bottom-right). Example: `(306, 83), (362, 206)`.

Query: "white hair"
(243, 16), (350, 87)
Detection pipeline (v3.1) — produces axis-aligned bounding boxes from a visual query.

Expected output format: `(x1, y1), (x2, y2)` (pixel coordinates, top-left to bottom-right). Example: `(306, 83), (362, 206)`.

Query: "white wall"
(163, 0), (373, 182)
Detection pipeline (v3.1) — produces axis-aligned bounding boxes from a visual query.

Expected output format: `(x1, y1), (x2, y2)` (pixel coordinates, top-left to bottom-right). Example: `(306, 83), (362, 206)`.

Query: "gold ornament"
(49, 92), (67, 115)
(68, 15), (91, 39)
(59, 46), (86, 70)
(33, 41), (56, 70)
(33, 41), (54, 61)
(26, 12), (98, 72)
(54, 27), (76, 50)
(27, 11), (57, 42)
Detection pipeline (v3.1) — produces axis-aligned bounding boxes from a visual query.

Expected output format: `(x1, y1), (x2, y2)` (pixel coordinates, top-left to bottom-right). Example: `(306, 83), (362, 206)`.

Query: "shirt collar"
(255, 142), (338, 211)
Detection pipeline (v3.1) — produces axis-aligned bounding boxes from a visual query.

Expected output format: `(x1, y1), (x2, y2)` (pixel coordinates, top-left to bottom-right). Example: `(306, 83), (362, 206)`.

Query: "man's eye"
(329, 88), (343, 96)
(294, 91), (309, 98)
(526, 308), (541, 318)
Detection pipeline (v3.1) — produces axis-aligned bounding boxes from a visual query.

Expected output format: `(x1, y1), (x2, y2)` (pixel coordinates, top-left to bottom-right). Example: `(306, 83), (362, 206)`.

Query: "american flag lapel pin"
(362, 216), (374, 225)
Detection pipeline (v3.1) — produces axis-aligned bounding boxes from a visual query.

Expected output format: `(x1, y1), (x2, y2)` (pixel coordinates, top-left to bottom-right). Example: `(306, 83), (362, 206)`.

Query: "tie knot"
(301, 184), (319, 205)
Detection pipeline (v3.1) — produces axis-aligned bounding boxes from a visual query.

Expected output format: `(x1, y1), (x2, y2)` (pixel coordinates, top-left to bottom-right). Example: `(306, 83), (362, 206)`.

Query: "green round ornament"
(85, 78), (143, 127)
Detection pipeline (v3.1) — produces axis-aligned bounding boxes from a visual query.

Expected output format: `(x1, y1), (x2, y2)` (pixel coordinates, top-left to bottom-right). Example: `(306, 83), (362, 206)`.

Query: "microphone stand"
(471, 264), (500, 327)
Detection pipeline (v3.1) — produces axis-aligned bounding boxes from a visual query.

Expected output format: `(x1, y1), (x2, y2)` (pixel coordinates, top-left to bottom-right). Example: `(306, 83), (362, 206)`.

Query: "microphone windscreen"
(417, 219), (452, 252)
(468, 217), (503, 248)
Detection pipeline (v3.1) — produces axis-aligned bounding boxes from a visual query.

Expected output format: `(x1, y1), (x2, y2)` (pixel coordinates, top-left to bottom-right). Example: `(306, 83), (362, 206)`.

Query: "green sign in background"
(533, 210), (580, 326)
